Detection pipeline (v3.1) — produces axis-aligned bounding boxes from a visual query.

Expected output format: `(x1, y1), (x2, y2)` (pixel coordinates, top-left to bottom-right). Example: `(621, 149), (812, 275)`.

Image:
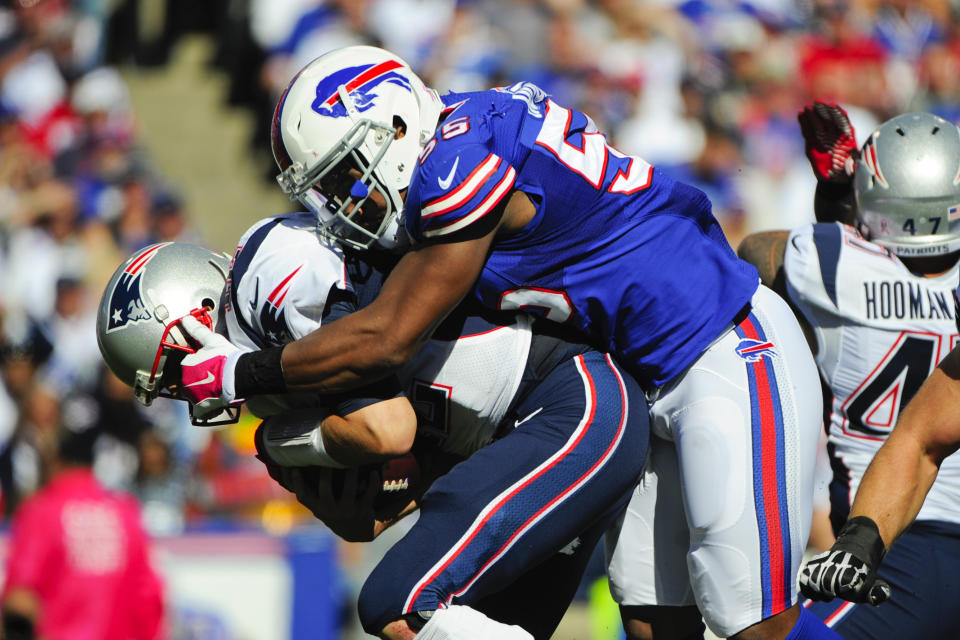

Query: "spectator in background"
(657, 121), (747, 244)
(1, 422), (165, 640)
(39, 277), (100, 393)
(84, 367), (156, 493)
(134, 429), (188, 536)
(911, 40), (960, 121)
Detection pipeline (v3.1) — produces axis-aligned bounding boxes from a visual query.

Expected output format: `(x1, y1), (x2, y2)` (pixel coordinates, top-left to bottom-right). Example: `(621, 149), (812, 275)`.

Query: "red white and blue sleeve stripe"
(420, 153), (517, 239)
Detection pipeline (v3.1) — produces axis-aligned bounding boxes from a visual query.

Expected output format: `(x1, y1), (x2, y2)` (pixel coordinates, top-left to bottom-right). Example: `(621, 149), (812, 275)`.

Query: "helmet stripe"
(320, 59), (404, 108)
(125, 243), (168, 275)
(866, 142), (887, 187)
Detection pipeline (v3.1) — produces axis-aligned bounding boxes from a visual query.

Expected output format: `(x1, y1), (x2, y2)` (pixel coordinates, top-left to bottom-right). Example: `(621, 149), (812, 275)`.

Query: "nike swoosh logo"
(186, 372), (216, 387)
(438, 157), (459, 190)
(249, 279), (259, 312)
(514, 406), (543, 428)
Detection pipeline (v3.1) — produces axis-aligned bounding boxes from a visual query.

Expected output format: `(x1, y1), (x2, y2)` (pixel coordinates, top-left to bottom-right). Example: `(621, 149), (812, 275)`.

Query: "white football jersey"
(224, 213), (532, 458)
(785, 222), (960, 525)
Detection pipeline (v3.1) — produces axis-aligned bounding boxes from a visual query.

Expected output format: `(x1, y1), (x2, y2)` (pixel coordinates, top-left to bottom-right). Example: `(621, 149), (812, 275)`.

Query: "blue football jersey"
(404, 83), (759, 388)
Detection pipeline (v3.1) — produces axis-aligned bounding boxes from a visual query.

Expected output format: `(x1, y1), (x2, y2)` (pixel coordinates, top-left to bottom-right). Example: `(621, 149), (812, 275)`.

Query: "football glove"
(798, 101), (859, 183)
(799, 516), (892, 606)
(178, 314), (246, 420)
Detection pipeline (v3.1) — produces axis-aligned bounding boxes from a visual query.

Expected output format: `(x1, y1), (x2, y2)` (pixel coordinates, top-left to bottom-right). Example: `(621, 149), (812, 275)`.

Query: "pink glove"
(798, 101), (859, 183)
(178, 315), (246, 420)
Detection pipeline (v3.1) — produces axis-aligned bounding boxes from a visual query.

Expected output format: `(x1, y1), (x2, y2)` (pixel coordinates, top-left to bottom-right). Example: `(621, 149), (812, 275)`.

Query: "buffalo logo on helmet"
(106, 243), (170, 333)
(259, 265), (302, 346)
(311, 60), (413, 119)
(735, 339), (778, 362)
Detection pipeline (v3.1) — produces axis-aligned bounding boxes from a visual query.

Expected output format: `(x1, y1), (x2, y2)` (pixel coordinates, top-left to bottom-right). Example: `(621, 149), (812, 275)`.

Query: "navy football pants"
(358, 351), (649, 639)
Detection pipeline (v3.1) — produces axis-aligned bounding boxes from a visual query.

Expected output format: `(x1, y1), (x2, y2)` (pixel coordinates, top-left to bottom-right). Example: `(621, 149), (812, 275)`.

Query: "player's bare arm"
(737, 230), (788, 292)
(850, 345), (960, 547)
(322, 397), (417, 465)
(280, 234), (492, 392)
(800, 346), (960, 607)
(280, 190), (535, 393)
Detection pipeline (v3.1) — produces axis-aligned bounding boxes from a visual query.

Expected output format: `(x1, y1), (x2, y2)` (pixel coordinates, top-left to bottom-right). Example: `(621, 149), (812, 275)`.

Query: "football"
(325, 452), (421, 517)
(373, 452), (421, 517)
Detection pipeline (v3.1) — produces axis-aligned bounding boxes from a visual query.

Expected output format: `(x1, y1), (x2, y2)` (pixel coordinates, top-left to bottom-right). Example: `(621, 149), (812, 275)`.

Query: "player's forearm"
(848, 426), (939, 548)
(322, 399), (417, 465)
(279, 244), (476, 393)
(281, 307), (414, 393)
(850, 350), (960, 546)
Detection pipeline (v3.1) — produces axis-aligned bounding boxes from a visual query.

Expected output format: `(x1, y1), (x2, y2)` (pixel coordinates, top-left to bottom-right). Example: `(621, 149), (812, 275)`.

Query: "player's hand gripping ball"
(254, 427), (421, 540)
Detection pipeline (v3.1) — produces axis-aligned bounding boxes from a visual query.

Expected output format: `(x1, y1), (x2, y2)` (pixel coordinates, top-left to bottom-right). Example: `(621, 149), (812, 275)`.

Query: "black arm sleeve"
(814, 181), (857, 226)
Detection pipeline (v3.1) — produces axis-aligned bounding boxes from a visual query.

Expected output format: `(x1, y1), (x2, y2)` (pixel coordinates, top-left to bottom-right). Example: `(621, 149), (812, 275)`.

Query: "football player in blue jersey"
(95, 228), (650, 640)
(175, 46), (839, 640)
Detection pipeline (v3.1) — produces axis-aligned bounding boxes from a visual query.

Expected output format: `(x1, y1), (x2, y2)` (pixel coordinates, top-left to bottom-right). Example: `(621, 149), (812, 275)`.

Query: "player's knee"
(358, 577), (407, 635)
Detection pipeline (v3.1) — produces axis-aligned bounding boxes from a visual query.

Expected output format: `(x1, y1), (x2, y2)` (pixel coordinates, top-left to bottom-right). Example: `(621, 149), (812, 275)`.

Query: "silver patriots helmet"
(855, 112), (960, 257)
(96, 242), (230, 410)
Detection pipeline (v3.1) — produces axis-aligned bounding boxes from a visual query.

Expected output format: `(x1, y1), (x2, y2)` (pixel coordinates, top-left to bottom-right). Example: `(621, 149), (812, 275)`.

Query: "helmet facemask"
(272, 46), (443, 252)
(276, 117), (402, 251)
(136, 306), (242, 427)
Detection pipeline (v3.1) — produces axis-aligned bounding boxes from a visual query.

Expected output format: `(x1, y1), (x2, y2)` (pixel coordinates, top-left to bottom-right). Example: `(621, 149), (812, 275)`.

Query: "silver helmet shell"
(96, 242), (230, 406)
(855, 112), (960, 257)
(271, 45), (442, 251)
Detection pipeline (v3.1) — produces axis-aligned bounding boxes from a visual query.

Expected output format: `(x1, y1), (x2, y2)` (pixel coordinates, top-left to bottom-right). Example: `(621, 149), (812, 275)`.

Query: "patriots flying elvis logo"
(735, 339), (777, 362)
(106, 243), (169, 333)
(258, 265), (302, 346)
(311, 60), (413, 118)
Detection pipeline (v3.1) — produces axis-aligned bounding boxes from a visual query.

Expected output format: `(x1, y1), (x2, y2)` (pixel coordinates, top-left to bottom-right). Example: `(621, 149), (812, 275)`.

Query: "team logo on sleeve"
(105, 243), (169, 332)
(735, 339), (778, 362)
(312, 61), (412, 118)
(258, 266), (302, 345)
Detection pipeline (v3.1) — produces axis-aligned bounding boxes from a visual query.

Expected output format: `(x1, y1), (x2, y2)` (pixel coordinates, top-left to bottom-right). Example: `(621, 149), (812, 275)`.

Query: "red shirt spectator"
(2, 465), (165, 640)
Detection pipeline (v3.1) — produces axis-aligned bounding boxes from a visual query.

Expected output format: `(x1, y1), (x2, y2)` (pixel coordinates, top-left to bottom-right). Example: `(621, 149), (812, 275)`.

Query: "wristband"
(235, 347), (287, 397)
(836, 515), (886, 569)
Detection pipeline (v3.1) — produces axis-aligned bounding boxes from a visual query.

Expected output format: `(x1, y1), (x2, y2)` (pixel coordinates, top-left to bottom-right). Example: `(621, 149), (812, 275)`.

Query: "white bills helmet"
(855, 112), (960, 257)
(96, 243), (231, 422)
(272, 45), (442, 250)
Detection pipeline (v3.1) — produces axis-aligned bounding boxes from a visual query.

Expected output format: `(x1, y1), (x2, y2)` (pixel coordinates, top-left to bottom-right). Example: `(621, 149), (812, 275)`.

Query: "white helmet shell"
(272, 45), (442, 250)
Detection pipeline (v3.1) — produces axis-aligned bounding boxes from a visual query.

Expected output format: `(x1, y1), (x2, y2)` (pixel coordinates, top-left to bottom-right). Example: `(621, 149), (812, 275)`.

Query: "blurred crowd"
(0, 0), (958, 634)
(0, 0), (289, 543)
(214, 0), (960, 244)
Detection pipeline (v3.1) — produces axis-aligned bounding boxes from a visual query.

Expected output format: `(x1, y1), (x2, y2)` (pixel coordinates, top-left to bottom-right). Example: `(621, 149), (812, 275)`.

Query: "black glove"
(799, 516), (892, 605)
(798, 101), (859, 183)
